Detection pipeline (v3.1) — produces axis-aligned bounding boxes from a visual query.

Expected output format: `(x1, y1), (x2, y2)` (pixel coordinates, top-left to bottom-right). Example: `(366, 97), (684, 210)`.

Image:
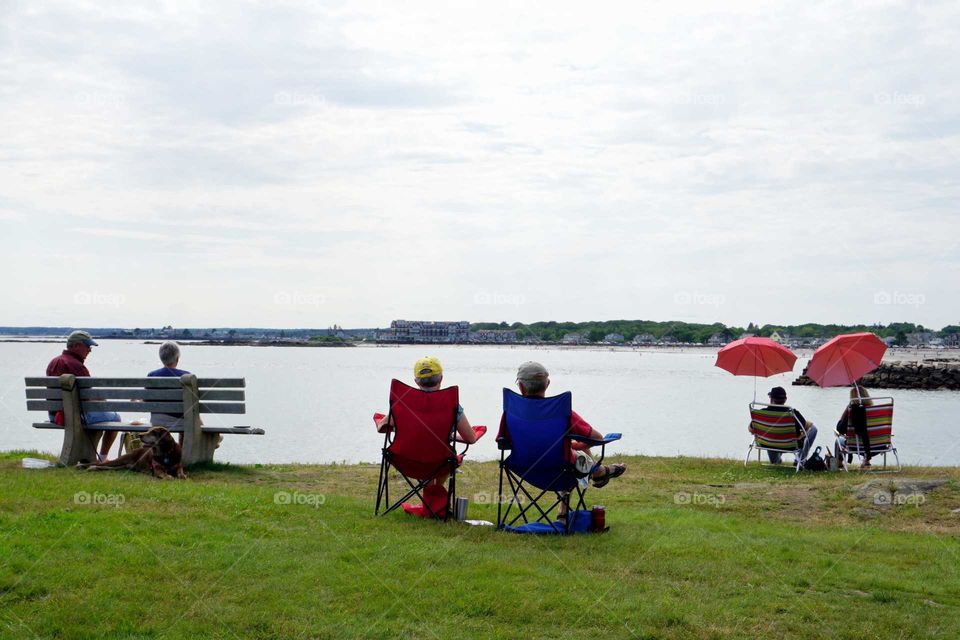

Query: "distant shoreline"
(3, 338), (956, 363)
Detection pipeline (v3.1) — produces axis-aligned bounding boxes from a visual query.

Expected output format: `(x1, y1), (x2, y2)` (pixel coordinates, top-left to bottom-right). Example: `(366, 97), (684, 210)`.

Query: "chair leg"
(497, 451), (506, 528)
(744, 444), (753, 467)
(375, 457), (388, 515)
(447, 462), (456, 522)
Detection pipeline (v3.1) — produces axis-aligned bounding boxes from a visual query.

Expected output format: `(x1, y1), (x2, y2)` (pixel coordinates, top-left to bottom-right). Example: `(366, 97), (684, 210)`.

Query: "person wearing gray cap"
(46, 330), (121, 462)
(512, 361), (626, 488)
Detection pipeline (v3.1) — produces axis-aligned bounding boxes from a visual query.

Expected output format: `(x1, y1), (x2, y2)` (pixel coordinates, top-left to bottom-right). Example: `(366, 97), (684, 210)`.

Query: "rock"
(853, 478), (948, 507)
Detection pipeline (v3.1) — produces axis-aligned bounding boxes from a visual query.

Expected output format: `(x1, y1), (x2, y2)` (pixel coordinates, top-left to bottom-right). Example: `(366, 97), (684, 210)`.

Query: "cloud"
(0, 0), (957, 328)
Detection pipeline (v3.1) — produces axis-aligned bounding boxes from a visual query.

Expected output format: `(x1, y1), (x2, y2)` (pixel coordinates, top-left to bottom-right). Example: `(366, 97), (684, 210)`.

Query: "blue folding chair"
(496, 389), (621, 534)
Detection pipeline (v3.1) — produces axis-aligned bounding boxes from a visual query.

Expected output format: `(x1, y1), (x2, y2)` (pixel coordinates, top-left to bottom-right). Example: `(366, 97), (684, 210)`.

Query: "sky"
(1, 0), (958, 330)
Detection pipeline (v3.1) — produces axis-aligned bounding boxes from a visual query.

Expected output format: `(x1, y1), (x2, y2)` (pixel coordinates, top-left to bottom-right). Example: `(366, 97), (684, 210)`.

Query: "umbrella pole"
(753, 375), (757, 403)
(854, 380), (862, 403)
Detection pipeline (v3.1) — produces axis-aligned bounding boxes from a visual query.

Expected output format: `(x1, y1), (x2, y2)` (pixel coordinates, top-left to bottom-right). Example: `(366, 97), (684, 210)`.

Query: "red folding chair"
(374, 379), (485, 520)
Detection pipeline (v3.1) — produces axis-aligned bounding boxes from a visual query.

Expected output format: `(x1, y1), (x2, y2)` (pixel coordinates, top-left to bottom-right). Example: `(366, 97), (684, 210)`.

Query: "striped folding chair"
(745, 403), (807, 472)
(836, 397), (899, 471)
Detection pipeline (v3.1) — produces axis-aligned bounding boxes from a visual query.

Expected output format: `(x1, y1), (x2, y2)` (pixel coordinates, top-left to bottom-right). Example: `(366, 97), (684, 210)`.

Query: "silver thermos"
(454, 497), (469, 521)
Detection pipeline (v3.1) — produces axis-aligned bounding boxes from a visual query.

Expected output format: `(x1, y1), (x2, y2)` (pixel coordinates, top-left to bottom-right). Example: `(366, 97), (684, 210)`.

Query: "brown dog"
(78, 427), (186, 479)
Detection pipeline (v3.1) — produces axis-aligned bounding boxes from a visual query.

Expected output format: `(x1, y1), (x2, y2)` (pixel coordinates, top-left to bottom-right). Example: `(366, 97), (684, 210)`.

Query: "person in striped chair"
(763, 386), (818, 464)
(835, 387), (874, 468)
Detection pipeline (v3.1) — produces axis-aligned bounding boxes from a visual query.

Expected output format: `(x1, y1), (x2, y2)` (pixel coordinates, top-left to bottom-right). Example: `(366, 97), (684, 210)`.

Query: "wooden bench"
(25, 374), (264, 466)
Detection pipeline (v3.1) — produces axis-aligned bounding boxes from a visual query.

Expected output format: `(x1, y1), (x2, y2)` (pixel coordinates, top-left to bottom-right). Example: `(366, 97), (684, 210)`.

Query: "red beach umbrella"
(715, 337), (798, 402)
(715, 337), (798, 377)
(805, 332), (887, 388)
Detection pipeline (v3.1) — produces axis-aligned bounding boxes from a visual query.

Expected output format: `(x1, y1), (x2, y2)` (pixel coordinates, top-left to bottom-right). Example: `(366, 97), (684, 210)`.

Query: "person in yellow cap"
(376, 355), (479, 449)
(375, 356), (480, 518)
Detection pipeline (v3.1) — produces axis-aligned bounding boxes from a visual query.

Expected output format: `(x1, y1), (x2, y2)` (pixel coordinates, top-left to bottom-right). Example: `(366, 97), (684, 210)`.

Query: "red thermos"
(591, 505), (606, 531)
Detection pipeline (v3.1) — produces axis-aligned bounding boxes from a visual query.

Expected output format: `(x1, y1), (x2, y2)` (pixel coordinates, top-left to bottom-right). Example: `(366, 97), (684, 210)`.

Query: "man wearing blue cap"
(46, 330), (121, 462)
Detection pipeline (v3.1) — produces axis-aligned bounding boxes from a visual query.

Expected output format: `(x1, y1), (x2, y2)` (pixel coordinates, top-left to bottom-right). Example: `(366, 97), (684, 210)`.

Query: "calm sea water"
(1, 341), (957, 466)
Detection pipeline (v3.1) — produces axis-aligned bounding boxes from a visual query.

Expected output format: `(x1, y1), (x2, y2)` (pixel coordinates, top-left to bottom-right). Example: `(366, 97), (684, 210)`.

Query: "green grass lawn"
(1, 450), (959, 639)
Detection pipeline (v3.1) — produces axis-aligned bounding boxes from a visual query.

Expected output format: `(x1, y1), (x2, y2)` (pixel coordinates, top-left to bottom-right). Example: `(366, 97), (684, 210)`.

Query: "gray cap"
(67, 330), (98, 347)
(517, 361), (549, 381)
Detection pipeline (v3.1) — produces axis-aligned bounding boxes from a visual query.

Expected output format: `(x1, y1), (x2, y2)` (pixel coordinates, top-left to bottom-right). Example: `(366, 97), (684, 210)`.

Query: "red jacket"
(45, 350), (90, 425)
(46, 350), (90, 377)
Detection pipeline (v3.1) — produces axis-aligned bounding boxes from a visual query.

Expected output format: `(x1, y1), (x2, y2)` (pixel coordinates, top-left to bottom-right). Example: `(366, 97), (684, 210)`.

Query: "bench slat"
(25, 377), (182, 389)
(72, 401), (245, 414)
(26, 377), (245, 389)
(25, 388), (64, 400)
(27, 400), (63, 411)
(32, 422), (263, 435)
(24, 377), (61, 388)
(78, 401), (185, 412)
(27, 388), (244, 401)
(197, 378), (245, 389)
(199, 390), (244, 401)
(202, 427), (264, 434)
(80, 389), (183, 400)
(199, 403), (245, 414)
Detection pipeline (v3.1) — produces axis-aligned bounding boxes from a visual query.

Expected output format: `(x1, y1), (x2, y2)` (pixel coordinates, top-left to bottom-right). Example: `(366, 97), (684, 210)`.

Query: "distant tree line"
(470, 320), (954, 344)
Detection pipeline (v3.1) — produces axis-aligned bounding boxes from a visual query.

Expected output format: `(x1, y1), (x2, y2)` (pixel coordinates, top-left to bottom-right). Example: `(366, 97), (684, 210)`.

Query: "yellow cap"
(414, 356), (443, 379)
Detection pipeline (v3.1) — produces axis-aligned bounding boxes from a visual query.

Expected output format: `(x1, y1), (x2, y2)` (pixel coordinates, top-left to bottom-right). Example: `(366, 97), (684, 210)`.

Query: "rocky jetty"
(793, 359), (960, 390)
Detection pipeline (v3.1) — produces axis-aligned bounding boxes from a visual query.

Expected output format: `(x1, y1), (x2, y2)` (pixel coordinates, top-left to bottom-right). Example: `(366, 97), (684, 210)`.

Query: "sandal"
(592, 463), (626, 488)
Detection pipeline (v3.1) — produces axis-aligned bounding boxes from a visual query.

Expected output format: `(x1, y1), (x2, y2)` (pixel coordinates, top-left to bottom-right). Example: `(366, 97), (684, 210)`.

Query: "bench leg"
(58, 374), (96, 466)
(179, 373), (219, 466)
(182, 432), (220, 466)
(60, 421), (98, 466)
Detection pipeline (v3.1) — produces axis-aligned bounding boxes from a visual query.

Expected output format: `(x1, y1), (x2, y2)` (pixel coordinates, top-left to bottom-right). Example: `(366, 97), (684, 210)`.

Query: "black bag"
(804, 446), (828, 471)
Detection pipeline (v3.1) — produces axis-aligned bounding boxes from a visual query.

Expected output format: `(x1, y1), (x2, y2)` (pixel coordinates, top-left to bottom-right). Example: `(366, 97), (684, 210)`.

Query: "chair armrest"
(456, 425), (487, 443)
(373, 412), (391, 433)
(496, 436), (511, 451)
(569, 432), (622, 447)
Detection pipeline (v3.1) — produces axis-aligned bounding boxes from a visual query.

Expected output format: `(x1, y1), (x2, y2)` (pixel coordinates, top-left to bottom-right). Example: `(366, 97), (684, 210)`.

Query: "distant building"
(739, 332), (756, 339)
(660, 335), (678, 345)
(632, 333), (656, 345)
(770, 331), (790, 344)
(378, 320), (470, 343)
(562, 333), (584, 345)
(706, 333), (730, 346)
(945, 333), (960, 347)
(470, 329), (518, 343)
(603, 333), (625, 344)
(907, 331), (934, 347)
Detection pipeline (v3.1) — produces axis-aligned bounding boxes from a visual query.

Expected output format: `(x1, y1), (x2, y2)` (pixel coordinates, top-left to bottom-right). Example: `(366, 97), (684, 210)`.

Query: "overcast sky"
(1, 1), (957, 329)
